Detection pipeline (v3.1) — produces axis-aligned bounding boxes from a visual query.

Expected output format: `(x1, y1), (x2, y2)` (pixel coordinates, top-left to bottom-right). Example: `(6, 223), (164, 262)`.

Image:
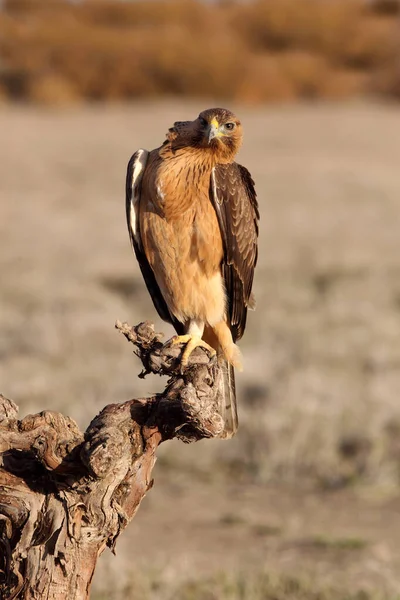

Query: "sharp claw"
(165, 334), (216, 369)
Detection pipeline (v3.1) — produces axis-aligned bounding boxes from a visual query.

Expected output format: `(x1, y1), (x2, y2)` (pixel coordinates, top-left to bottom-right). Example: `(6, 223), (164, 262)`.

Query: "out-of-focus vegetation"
(93, 570), (394, 600)
(0, 0), (399, 105)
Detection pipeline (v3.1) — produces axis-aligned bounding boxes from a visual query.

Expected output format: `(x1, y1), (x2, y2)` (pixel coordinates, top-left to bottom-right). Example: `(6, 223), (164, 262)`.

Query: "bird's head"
(197, 108), (242, 153)
(166, 108), (243, 163)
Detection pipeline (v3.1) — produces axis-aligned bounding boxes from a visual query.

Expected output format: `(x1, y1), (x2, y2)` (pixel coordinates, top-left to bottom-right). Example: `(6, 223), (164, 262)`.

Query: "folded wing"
(210, 163), (259, 342)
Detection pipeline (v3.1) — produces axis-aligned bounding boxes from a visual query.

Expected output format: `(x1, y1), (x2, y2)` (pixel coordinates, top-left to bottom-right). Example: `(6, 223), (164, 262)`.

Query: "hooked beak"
(208, 118), (220, 143)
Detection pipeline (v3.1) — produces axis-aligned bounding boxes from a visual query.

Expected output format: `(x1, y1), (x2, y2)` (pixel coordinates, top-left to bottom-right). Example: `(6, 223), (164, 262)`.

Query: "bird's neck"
(160, 139), (240, 167)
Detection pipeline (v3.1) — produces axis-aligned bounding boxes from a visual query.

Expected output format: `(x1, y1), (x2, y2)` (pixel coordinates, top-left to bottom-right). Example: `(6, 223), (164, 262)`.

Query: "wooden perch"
(0, 321), (225, 600)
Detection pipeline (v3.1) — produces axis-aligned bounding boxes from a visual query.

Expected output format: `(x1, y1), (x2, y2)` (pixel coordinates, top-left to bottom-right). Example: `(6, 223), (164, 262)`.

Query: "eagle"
(126, 107), (259, 438)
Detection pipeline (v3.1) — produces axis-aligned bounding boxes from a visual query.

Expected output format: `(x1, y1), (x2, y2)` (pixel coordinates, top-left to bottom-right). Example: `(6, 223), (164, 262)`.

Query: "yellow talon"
(170, 334), (216, 369)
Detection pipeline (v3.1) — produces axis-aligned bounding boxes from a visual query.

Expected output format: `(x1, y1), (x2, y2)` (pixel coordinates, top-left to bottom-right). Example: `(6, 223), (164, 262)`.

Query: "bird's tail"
(218, 359), (238, 439)
(203, 325), (239, 438)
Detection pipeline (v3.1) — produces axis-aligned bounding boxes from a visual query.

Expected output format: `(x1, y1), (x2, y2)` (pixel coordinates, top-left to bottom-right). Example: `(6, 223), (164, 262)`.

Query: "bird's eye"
(224, 122), (235, 131)
(199, 117), (208, 127)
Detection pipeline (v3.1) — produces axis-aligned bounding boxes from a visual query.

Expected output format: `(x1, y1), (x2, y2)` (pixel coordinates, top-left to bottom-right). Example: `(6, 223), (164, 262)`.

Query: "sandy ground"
(1, 101), (400, 598)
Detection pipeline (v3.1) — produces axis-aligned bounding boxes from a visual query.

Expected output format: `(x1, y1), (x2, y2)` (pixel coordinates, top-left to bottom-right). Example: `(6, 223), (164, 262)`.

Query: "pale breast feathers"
(125, 149), (185, 334)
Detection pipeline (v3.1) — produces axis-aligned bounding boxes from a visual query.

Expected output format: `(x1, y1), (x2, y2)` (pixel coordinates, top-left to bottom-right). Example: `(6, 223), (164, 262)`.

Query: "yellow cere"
(210, 117), (221, 135)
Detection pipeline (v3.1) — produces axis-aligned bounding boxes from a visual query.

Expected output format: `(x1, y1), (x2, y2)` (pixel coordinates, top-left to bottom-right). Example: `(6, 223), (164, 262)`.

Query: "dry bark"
(0, 321), (224, 599)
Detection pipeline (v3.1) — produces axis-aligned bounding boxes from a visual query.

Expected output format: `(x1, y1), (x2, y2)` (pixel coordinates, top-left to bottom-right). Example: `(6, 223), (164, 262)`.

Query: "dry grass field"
(1, 100), (400, 598)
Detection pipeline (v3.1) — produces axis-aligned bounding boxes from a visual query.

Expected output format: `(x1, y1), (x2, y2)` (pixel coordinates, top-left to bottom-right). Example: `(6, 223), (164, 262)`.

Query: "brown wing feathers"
(210, 163), (259, 342)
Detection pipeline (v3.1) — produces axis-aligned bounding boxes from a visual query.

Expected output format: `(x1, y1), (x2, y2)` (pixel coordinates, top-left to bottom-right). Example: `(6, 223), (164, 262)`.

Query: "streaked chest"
(146, 152), (210, 218)
(140, 150), (223, 274)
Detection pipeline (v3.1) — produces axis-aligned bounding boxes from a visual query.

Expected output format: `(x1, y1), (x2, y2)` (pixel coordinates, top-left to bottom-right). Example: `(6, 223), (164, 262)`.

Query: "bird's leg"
(212, 321), (243, 371)
(170, 320), (216, 370)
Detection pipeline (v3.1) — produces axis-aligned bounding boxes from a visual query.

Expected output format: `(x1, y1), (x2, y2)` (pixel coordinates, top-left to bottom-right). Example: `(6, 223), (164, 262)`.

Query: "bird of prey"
(126, 107), (259, 438)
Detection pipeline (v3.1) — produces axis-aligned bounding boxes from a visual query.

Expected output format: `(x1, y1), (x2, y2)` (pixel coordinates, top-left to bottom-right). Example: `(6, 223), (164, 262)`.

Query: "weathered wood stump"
(0, 321), (224, 599)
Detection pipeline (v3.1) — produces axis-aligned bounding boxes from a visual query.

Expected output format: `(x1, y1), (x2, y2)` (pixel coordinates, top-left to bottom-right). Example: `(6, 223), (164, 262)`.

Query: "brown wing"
(210, 163), (259, 342)
(126, 150), (184, 335)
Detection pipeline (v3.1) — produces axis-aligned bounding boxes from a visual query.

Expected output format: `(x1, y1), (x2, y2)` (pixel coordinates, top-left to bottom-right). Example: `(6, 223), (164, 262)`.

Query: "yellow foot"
(170, 334), (216, 370)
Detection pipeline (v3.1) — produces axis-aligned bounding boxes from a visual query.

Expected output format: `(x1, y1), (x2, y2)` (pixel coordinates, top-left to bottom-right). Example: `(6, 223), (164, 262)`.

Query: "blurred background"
(1, 1), (400, 598)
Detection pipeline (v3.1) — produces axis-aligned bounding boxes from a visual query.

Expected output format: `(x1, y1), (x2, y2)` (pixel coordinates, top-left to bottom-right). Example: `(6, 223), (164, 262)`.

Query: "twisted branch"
(0, 321), (224, 600)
